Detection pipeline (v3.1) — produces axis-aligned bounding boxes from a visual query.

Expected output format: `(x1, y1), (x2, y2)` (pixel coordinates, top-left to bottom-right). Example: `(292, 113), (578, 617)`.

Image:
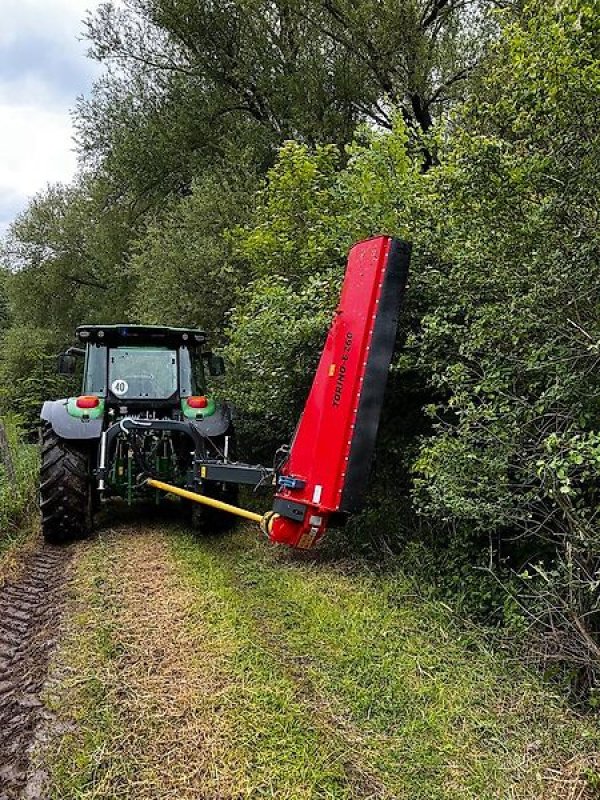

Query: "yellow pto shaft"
(147, 478), (265, 525)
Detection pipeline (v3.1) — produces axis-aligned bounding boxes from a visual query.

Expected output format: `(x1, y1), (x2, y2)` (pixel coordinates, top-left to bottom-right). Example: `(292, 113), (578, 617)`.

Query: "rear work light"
(187, 395), (208, 409)
(76, 395), (100, 409)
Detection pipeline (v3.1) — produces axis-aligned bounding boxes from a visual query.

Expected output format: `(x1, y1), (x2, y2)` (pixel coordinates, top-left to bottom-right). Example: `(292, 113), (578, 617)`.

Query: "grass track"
(43, 522), (600, 799)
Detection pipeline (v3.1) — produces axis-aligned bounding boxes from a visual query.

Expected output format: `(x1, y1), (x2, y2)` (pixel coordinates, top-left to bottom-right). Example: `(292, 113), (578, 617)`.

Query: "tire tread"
(39, 423), (93, 544)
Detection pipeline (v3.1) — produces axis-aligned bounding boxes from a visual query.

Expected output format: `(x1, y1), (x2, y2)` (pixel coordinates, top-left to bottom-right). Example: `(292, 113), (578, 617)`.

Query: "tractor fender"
(191, 401), (233, 439)
(40, 400), (104, 441)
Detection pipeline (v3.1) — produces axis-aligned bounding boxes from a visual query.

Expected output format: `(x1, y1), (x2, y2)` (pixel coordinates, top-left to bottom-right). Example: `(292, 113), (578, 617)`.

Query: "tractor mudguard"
(41, 400), (104, 441)
(190, 402), (233, 439)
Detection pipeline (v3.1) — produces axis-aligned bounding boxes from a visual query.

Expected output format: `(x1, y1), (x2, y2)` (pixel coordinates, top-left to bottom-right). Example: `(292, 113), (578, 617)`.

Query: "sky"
(0, 0), (102, 236)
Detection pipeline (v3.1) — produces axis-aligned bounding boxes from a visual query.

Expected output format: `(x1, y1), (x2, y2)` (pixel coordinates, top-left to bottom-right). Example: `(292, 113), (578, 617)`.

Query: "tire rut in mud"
(0, 544), (72, 800)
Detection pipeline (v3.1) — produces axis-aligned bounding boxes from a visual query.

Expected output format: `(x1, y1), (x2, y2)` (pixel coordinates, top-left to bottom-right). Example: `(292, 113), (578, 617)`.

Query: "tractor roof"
(76, 324), (207, 346)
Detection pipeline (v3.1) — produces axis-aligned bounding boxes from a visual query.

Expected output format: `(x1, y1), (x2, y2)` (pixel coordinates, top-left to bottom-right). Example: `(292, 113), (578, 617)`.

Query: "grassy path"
(41, 522), (600, 799)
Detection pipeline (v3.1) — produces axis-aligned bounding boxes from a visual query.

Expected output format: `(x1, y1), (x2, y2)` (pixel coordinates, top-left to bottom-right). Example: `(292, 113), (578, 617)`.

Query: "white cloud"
(0, 102), (77, 196)
(0, 0), (102, 235)
(0, 0), (93, 46)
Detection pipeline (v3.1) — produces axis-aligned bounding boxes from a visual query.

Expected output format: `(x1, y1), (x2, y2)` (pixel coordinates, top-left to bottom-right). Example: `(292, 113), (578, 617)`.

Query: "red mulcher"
(150, 235), (411, 548)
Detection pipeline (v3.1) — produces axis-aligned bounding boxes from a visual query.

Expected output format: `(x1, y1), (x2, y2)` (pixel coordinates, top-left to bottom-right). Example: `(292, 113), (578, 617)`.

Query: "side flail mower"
(148, 235), (411, 549)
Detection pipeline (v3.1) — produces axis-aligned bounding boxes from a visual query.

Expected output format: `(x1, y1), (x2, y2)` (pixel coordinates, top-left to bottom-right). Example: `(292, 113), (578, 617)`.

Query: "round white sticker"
(111, 379), (129, 396)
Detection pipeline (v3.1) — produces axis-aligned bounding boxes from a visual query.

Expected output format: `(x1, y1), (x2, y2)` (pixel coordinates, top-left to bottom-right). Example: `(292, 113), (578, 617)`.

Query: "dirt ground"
(1, 520), (599, 800)
(0, 542), (72, 800)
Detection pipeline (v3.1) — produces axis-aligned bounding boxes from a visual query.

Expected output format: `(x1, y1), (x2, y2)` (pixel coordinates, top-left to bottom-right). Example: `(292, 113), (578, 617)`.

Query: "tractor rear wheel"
(184, 429), (240, 534)
(40, 424), (94, 544)
(184, 482), (240, 534)
(200, 480), (240, 533)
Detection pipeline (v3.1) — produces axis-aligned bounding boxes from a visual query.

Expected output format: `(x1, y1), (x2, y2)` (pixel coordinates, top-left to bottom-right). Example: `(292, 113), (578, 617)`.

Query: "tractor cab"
(59, 325), (225, 415)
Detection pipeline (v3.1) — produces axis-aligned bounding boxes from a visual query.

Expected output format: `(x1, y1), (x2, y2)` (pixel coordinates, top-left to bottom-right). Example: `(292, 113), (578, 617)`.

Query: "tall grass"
(0, 414), (38, 549)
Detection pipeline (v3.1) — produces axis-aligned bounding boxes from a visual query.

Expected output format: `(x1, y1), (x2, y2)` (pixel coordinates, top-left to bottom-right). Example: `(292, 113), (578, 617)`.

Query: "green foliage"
(414, 0), (599, 542)
(407, 0), (600, 690)
(0, 178), (131, 419)
(226, 123), (419, 452)
(223, 0), (600, 692)
(236, 142), (344, 285)
(226, 271), (341, 451)
(238, 124), (415, 278)
(130, 163), (258, 338)
(0, 0), (487, 457)
(79, 0), (486, 192)
(3, 181), (133, 336)
(0, 269), (12, 332)
(0, 0), (598, 695)
(0, 327), (75, 431)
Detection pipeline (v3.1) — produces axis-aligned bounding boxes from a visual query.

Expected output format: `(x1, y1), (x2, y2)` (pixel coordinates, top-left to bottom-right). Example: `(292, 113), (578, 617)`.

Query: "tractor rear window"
(108, 347), (178, 400)
(84, 345), (107, 395)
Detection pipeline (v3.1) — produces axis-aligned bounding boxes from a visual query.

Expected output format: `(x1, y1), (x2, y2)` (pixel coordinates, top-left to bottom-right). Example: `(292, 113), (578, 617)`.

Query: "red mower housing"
(268, 235), (410, 548)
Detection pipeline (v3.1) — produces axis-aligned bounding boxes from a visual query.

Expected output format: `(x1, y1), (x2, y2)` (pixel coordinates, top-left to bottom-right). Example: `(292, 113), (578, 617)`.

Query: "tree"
(2, 179), (133, 337)
(308, 0), (492, 145)
(0, 326), (74, 430)
(130, 158), (259, 337)
(223, 0), (600, 691)
(77, 0), (489, 196)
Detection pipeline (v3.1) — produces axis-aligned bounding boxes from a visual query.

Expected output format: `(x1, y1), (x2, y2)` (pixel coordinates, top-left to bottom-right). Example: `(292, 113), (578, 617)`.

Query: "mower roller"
(40, 235), (410, 549)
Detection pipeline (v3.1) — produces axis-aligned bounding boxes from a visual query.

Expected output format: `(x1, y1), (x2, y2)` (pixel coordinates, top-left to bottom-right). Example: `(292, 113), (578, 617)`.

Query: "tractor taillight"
(187, 395), (208, 409)
(76, 395), (100, 409)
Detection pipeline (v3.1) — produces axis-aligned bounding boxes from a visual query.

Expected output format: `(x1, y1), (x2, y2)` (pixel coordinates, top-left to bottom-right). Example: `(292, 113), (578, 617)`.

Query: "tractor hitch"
(192, 459), (274, 488)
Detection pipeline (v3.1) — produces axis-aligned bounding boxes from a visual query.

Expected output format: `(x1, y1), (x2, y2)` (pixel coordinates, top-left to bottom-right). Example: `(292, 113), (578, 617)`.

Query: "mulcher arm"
(150, 235), (411, 548)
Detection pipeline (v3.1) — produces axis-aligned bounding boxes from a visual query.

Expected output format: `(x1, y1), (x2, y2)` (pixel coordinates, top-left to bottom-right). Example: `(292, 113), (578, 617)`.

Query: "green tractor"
(40, 325), (244, 544)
